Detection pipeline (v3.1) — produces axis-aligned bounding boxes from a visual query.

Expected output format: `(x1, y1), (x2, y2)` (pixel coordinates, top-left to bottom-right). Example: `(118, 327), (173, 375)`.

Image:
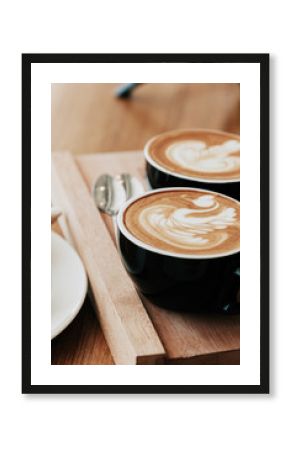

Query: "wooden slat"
(76, 151), (240, 364)
(52, 152), (166, 365)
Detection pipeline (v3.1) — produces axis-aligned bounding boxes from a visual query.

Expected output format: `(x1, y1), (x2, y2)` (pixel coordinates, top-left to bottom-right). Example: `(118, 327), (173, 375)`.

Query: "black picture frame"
(22, 53), (269, 394)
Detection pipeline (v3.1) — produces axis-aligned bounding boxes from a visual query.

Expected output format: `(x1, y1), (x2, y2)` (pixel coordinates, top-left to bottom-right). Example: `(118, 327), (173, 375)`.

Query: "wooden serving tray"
(52, 150), (240, 365)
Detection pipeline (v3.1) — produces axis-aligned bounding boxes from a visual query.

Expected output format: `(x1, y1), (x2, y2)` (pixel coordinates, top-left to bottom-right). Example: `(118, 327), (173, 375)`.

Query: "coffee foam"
(146, 129), (240, 182)
(123, 189), (240, 257)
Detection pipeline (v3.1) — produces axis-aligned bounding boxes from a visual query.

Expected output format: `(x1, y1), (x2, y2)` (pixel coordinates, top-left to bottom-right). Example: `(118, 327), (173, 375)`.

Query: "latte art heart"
(124, 190), (240, 256)
(147, 129), (240, 181)
(166, 139), (240, 175)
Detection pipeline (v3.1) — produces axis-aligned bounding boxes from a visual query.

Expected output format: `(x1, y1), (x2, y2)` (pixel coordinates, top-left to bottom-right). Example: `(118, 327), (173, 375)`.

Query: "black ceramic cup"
(144, 129), (240, 200)
(116, 188), (240, 314)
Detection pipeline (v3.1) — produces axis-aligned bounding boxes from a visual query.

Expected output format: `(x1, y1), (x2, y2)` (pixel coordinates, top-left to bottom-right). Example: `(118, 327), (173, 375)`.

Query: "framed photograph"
(22, 53), (269, 394)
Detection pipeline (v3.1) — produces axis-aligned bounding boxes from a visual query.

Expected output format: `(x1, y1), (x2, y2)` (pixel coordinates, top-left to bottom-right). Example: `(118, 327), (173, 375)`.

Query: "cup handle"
(220, 267), (240, 314)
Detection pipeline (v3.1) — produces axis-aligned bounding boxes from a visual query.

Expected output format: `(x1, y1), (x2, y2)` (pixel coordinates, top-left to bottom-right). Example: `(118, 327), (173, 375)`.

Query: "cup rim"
(117, 187), (240, 260)
(144, 128), (240, 184)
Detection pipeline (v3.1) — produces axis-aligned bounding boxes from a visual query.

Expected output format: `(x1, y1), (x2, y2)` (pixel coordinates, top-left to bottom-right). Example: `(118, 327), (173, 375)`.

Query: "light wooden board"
(75, 150), (240, 364)
(52, 152), (166, 365)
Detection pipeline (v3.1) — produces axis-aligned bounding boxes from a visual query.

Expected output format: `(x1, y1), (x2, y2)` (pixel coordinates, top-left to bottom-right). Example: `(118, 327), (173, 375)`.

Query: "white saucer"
(51, 231), (88, 339)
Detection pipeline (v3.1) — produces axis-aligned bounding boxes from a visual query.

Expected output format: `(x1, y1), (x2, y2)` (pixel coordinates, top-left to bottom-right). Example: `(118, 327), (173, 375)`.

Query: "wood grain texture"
(76, 150), (240, 364)
(52, 152), (165, 364)
(51, 297), (114, 365)
(51, 83), (240, 154)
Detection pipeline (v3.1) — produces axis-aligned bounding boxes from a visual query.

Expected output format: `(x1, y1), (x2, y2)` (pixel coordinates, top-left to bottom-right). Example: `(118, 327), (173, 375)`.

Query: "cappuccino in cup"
(145, 129), (240, 200)
(117, 188), (240, 313)
(124, 190), (239, 257)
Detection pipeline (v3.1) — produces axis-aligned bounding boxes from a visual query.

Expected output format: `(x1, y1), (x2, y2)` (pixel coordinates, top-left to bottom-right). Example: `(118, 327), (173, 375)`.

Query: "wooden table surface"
(51, 83), (240, 365)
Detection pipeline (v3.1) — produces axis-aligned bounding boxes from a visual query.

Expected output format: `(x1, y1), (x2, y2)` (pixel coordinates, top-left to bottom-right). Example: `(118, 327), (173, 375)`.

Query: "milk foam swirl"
(124, 191), (240, 256)
(166, 139), (240, 175)
(147, 130), (240, 181)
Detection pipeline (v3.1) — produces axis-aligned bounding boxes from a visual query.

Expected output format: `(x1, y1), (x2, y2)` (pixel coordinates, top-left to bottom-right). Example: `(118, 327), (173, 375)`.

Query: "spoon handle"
(93, 174), (114, 214)
(121, 173), (133, 200)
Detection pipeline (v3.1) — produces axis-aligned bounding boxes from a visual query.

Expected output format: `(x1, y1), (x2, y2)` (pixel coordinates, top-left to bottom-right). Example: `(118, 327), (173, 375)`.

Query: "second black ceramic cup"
(117, 188), (240, 314)
(145, 129), (240, 200)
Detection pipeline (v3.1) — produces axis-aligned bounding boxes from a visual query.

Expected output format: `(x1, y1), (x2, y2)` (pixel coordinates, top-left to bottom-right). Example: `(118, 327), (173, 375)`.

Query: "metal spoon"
(93, 174), (114, 215)
(93, 173), (133, 216)
(117, 173), (133, 201)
